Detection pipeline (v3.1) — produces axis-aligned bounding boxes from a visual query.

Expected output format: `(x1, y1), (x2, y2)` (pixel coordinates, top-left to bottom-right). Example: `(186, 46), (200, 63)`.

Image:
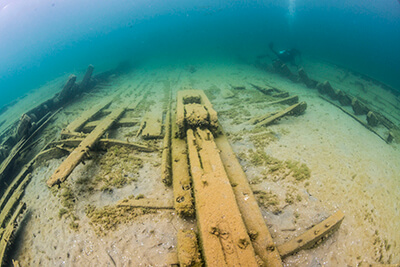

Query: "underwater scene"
(0, 0), (400, 266)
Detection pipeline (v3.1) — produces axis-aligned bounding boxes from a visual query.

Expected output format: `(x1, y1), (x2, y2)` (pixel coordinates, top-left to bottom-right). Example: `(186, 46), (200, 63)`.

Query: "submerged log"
(277, 210), (344, 258)
(47, 108), (125, 187)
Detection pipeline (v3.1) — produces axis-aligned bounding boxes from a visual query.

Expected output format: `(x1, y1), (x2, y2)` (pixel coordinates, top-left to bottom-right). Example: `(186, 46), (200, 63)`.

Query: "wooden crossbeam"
(47, 108), (125, 187)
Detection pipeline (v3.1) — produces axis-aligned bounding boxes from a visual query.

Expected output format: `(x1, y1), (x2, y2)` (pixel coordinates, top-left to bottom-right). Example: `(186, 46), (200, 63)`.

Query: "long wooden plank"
(161, 108), (172, 185)
(256, 102), (307, 127)
(64, 100), (112, 133)
(171, 113), (194, 217)
(215, 132), (283, 266)
(187, 128), (258, 266)
(47, 108), (125, 187)
(277, 210), (344, 258)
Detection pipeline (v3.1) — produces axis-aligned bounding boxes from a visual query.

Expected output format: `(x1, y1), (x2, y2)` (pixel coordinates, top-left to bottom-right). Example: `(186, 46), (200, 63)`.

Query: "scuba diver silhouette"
(269, 42), (301, 67)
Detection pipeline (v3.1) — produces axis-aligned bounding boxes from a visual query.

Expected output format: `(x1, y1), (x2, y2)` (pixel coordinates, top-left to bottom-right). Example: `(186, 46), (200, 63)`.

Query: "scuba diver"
(268, 42), (301, 67)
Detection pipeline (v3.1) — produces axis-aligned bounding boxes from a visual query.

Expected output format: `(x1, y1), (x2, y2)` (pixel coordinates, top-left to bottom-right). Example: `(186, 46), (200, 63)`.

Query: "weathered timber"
(171, 113), (194, 217)
(320, 96), (388, 143)
(0, 202), (25, 266)
(64, 100), (112, 133)
(272, 92), (290, 98)
(187, 128), (258, 266)
(177, 230), (202, 267)
(117, 198), (174, 209)
(79, 64), (94, 91)
(266, 95), (299, 106)
(0, 139), (25, 185)
(214, 131), (283, 266)
(81, 117), (139, 132)
(248, 112), (279, 125)
(47, 108), (125, 187)
(161, 108), (172, 185)
(184, 104), (209, 128)
(298, 68), (318, 88)
(176, 90), (219, 137)
(230, 84), (246, 90)
(0, 161), (32, 212)
(57, 74), (77, 102)
(0, 174), (31, 228)
(0, 202), (26, 266)
(317, 81), (338, 100)
(141, 111), (163, 139)
(351, 98), (370, 115)
(249, 83), (275, 95)
(277, 210), (344, 258)
(48, 138), (155, 152)
(256, 102), (307, 127)
(337, 90), (352, 106)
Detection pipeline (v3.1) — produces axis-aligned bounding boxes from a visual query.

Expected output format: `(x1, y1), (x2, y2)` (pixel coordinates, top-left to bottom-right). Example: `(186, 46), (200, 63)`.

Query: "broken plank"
(64, 100), (112, 133)
(177, 230), (202, 267)
(47, 108), (125, 187)
(277, 210), (345, 258)
(187, 128), (258, 266)
(141, 111), (163, 139)
(256, 102), (307, 127)
(117, 198), (174, 209)
(215, 131), (283, 266)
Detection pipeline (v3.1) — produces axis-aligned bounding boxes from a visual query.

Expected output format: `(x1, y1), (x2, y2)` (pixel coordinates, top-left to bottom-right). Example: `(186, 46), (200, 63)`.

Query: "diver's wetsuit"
(269, 43), (300, 66)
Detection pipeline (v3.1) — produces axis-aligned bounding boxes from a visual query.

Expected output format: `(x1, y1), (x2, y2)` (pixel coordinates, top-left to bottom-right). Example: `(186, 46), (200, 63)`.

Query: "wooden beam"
(81, 117), (139, 132)
(277, 210), (344, 258)
(47, 108), (125, 187)
(161, 108), (172, 185)
(171, 113), (194, 217)
(0, 202), (26, 266)
(64, 100), (112, 133)
(187, 128), (258, 266)
(215, 132), (283, 266)
(256, 102), (307, 127)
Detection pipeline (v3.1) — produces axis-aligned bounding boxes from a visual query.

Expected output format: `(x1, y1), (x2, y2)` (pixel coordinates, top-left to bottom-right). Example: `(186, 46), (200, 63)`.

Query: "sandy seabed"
(2, 56), (400, 266)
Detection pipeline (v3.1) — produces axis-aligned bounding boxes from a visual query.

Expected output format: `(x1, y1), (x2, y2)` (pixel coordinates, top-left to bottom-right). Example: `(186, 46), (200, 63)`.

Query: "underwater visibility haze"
(0, 0), (399, 106)
(2, 0), (400, 266)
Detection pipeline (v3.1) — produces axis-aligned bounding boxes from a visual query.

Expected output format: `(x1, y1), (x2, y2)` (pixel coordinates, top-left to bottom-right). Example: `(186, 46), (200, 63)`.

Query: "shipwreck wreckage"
(0, 62), (398, 266)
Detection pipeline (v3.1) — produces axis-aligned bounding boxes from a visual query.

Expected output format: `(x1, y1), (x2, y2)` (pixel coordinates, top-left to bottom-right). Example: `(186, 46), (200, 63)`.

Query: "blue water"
(0, 0), (399, 107)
